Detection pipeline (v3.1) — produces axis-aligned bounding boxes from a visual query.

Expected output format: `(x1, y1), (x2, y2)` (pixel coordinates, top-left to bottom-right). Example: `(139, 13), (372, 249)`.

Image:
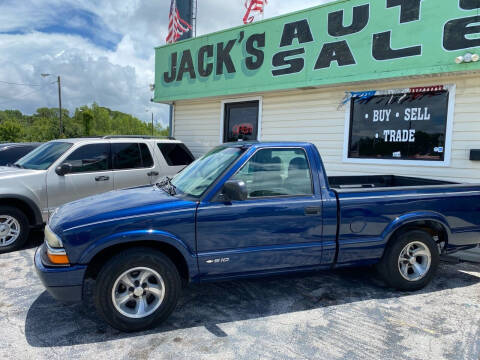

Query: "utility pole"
(169, 105), (173, 138)
(57, 76), (63, 137)
(151, 112), (154, 136)
(41, 73), (63, 137)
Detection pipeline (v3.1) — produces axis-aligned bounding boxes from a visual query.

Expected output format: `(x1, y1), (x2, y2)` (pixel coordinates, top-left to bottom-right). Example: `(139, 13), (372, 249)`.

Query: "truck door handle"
(95, 176), (110, 182)
(147, 171), (159, 176)
(305, 207), (321, 215)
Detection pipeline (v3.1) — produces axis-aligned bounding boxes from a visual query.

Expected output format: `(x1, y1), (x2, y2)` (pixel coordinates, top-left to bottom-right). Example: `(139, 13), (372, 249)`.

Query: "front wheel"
(94, 248), (182, 332)
(377, 229), (439, 291)
(0, 206), (30, 254)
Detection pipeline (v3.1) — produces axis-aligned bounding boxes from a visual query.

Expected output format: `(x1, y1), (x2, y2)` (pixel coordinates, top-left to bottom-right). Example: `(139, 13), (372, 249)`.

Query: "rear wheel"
(94, 248), (182, 332)
(0, 206), (29, 254)
(377, 229), (439, 291)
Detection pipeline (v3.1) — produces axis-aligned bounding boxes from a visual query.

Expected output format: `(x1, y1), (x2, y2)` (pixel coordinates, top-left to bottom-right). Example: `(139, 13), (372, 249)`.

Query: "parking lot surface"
(0, 247), (479, 360)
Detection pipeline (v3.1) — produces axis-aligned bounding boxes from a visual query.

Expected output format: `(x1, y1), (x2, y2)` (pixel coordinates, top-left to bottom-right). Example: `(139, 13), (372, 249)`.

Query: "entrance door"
(46, 143), (113, 210)
(196, 147), (324, 277)
(223, 100), (259, 143)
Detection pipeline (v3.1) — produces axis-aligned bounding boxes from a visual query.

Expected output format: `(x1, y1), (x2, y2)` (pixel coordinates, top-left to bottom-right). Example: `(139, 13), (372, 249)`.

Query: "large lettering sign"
(154, 0), (480, 103)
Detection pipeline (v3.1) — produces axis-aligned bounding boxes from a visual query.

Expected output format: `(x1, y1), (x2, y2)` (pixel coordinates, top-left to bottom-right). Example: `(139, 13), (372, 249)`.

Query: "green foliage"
(0, 103), (169, 143)
(0, 120), (23, 142)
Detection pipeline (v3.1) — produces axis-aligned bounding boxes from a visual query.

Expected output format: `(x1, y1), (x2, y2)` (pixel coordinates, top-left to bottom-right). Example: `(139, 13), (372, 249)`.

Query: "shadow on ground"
(26, 229), (44, 249)
(24, 261), (480, 348)
(0, 229), (43, 255)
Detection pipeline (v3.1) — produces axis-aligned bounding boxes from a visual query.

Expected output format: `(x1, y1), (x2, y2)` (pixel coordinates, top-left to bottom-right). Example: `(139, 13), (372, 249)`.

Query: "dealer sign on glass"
(348, 89), (449, 161)
(155, 0), (480, 103)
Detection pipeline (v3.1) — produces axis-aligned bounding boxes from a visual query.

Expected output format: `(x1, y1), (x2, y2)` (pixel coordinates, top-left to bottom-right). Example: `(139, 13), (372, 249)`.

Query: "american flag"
(166, 0), (192, 44)
(243, 0), (268, 24)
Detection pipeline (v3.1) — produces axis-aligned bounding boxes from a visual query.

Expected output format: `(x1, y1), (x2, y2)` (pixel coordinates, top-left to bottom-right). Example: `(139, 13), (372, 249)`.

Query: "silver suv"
(0, 136), (194, 252)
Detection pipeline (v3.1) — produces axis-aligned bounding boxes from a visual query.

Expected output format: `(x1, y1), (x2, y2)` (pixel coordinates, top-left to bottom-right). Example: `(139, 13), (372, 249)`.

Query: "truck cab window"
(232, 148), (313, 198)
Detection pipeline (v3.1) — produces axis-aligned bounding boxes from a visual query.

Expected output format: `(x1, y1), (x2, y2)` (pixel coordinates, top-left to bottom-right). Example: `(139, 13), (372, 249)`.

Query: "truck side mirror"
(222, 180), (248, 202)
(55, 163), (72, 176)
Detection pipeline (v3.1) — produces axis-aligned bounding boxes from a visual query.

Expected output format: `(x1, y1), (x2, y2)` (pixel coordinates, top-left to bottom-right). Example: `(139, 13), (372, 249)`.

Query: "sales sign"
(154, 0), (480, 103)
(347, 87), (450, 161)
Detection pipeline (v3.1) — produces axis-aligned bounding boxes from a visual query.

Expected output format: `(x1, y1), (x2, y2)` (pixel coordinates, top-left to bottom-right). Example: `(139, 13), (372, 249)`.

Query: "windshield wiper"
(12, 163), (24, 169)
(156, 176), (177, 196)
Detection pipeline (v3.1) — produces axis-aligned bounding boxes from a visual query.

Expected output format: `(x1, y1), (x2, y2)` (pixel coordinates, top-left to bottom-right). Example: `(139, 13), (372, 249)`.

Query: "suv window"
(64, 143), (110, 173)
(139, 143), (154, 167)
(232, 148), (313, 198)
(113, 143), (153, 170)
(158, 143), (194, 166)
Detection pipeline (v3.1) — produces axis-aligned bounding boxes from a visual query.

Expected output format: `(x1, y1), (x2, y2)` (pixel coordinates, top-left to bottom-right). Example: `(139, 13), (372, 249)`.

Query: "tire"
(377, 229), (439, 291)
(94, 248), (182, 332)
(0, 206), (30, 254)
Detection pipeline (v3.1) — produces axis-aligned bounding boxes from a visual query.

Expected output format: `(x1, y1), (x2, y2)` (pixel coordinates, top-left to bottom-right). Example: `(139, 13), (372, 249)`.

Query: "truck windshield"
(171, 146), (244, 197)
(15, 142), (73, 170)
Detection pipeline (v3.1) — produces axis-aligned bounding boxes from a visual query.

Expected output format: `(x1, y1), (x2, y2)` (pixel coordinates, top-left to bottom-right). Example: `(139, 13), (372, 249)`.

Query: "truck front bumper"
(34, 244), (87, 303)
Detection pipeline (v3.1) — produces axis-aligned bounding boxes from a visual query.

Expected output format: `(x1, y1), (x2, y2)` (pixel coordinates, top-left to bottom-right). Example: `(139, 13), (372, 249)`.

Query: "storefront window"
(347, 89), (451, 163)
(223, 100), (259, 143)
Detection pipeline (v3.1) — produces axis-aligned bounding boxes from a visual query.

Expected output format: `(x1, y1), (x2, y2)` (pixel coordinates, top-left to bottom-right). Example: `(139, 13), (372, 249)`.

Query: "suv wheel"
(377, 229), (439, 291)
(94, 248), (182, 332)
(0, 206), (30, 254)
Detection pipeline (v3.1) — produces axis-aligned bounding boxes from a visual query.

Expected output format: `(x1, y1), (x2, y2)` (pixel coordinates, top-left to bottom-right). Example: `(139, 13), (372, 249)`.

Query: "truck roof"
(221, 141), (315, 148)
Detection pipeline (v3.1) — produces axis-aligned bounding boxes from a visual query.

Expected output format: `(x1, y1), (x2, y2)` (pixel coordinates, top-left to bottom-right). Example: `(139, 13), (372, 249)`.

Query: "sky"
(0, 0), (330, 127)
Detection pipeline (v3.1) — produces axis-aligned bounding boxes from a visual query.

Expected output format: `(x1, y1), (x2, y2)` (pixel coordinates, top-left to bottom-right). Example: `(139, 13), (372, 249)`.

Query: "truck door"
(196, 147), (324, 276)
(46, 143), (114, 211)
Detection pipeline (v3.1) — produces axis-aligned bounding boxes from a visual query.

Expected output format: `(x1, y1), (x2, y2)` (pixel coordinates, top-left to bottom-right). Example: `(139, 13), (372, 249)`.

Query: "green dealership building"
(154, 0), (480, 182)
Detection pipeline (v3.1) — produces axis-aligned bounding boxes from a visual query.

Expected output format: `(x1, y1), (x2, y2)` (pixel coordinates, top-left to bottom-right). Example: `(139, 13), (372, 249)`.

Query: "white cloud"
(0, 0), (334, 127)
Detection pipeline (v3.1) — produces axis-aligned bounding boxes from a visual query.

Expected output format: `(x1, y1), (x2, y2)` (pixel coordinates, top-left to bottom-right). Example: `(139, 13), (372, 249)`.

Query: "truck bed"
(328, 175), (457, 190)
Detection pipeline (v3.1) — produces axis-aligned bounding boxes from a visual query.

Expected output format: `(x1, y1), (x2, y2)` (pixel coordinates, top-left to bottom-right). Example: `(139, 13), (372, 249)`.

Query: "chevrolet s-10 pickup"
(35, 142), (480, 331)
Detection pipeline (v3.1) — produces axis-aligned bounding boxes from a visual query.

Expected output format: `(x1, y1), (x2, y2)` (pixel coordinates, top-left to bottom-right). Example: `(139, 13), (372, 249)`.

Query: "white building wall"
(174, 73), (480, 183)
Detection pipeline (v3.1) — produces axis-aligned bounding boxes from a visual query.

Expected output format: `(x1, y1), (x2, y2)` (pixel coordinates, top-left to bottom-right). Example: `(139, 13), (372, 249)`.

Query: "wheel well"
(85, 241), (190, 283)
(387, 220), (448, 254)
(0, 198), (38, 226)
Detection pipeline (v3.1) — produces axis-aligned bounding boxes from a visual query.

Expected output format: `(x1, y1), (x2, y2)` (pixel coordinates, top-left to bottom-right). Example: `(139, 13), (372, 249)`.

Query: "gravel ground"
(0, 245), (479, 360)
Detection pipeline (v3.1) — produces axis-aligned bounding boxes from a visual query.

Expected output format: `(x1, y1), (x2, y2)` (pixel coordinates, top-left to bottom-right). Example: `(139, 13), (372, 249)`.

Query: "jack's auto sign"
(154, 0), (480, 103)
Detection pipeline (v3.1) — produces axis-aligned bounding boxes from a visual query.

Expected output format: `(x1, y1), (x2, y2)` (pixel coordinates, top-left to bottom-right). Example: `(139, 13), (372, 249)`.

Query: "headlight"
(44, 225), (63, 249)
(44, 225), (70, 266)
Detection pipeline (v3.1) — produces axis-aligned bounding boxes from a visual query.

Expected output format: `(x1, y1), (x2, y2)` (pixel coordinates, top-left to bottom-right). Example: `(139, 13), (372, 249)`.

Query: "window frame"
(62, 143), (112, 174)
(139, 142), (155, 168)
(342, 84), (456, 167)
(219, 96), (262, 144)
(224, 146), (315, 200)
(111, 142), (155, 171)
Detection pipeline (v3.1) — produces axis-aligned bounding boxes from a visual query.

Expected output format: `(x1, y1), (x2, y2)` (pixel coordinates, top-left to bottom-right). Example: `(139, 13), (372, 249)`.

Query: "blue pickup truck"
(35, 142), (480, 332)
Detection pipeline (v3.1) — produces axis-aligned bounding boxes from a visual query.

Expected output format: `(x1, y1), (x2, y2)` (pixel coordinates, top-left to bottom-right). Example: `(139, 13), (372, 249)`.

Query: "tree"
(0, 105), (169, 142)
(0, 121), (23, 142)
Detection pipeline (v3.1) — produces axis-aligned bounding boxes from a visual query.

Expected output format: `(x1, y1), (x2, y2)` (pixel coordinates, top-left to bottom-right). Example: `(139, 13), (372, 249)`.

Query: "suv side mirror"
(222, 180), (248, 202)
(55, 163), (72, 176)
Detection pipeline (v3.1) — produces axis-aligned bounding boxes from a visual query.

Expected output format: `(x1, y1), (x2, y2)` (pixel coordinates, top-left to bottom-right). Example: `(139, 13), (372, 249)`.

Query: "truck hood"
(0, 166), (43, 178)
(49, 185), (196, 233)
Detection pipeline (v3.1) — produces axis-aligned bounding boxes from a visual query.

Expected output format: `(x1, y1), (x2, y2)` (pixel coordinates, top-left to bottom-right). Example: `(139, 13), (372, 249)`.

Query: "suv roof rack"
(102, 135), (176, 140)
